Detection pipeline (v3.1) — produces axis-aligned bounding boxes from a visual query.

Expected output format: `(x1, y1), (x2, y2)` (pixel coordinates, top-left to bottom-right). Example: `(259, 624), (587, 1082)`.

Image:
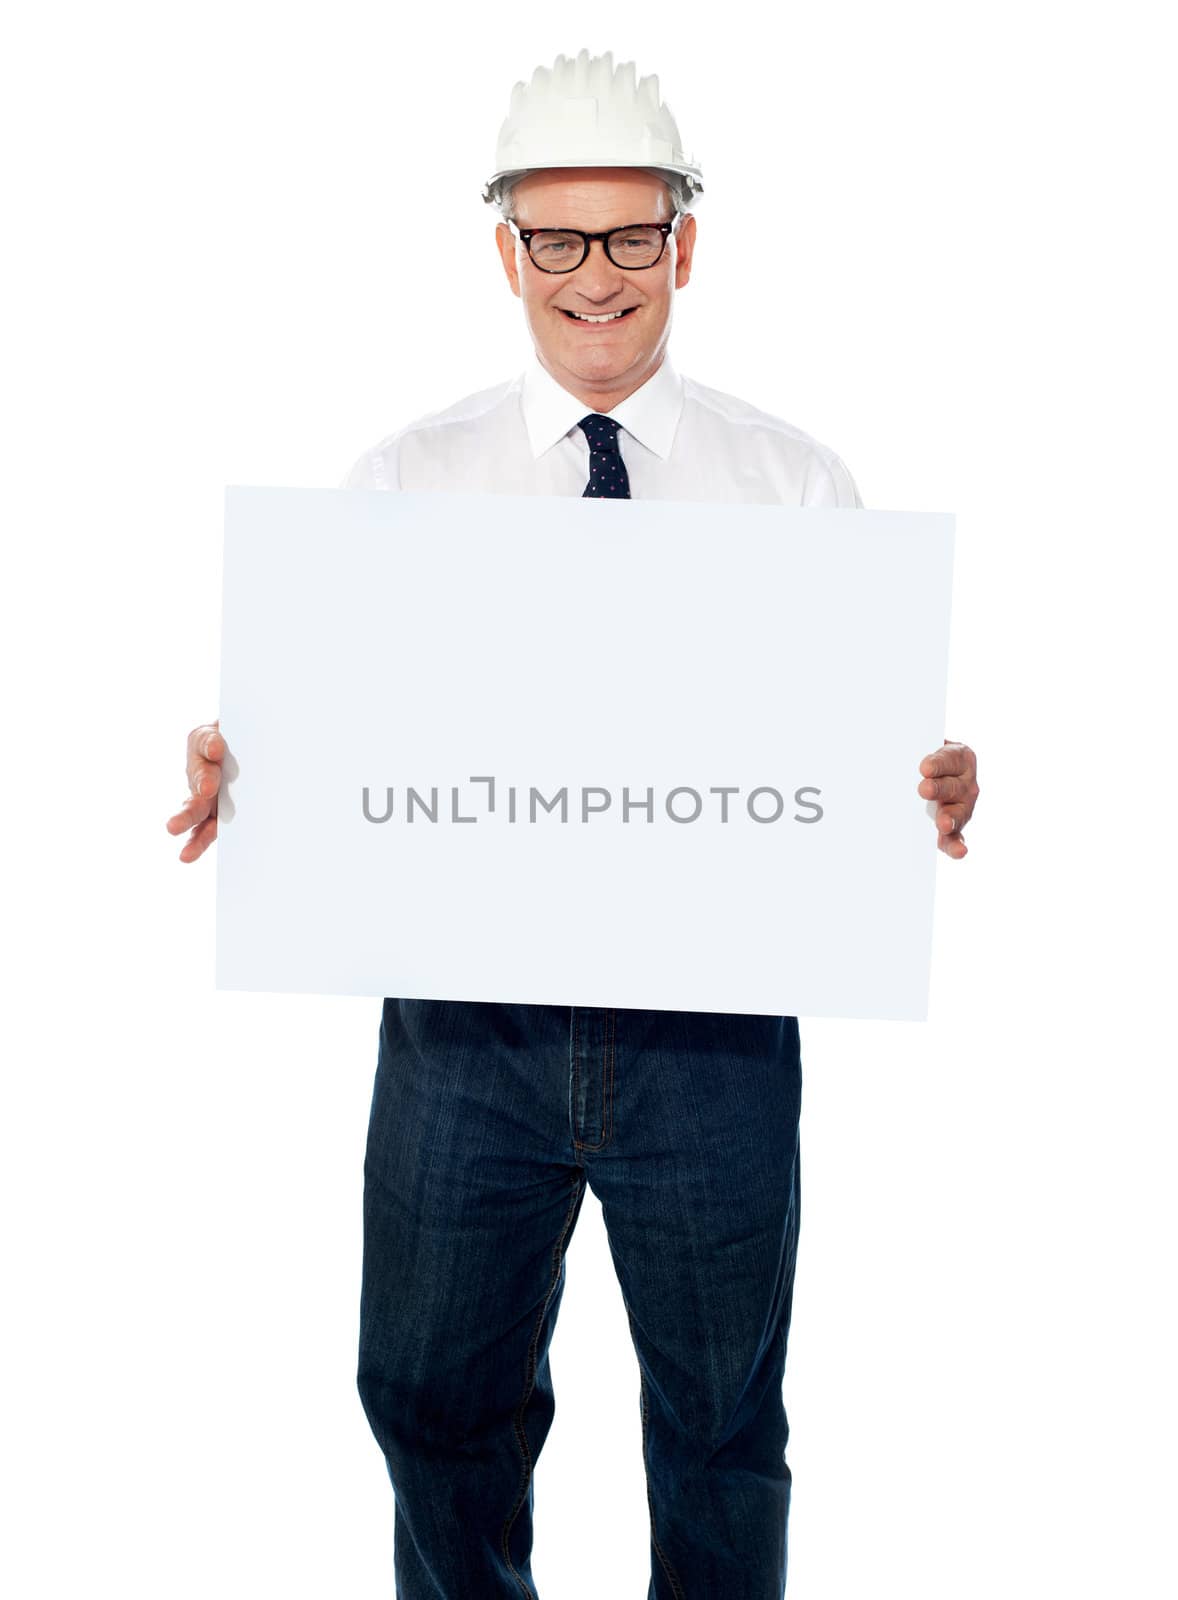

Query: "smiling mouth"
(559, 307), (638, 323)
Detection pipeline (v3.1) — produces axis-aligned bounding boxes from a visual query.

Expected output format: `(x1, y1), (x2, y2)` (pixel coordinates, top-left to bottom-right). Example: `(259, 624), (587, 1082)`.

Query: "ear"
(496, 223), (522, 299)
(674, 213), (697, 290)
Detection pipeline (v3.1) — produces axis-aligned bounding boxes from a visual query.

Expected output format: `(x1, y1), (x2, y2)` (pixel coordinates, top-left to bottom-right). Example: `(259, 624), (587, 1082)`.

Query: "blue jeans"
(357, 1001), (803, 1598)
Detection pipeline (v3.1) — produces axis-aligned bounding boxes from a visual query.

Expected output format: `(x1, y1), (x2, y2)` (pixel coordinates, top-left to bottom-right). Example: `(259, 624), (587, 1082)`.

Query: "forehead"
(512, 167), (672, 227)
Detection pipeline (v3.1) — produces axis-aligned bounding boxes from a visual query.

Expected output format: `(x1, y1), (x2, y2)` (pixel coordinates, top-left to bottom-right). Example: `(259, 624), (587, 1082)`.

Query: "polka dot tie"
(578, 413), (631, 498)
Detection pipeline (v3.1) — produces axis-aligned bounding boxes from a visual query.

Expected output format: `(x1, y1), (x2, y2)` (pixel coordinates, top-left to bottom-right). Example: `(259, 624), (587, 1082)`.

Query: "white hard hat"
(482, 49), (703, 209)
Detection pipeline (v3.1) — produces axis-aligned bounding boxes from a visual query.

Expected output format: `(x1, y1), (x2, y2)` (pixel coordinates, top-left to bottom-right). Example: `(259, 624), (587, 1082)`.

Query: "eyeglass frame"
(507, 218), (679, 274)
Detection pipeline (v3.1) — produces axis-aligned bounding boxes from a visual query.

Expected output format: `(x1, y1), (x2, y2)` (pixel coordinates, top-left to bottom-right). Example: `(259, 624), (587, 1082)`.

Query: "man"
(167, 50), (979, 1599)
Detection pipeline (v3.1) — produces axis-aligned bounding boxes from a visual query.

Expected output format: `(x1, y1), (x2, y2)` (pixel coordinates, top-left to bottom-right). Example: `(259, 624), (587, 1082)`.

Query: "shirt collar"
(520, 349), (684, 462)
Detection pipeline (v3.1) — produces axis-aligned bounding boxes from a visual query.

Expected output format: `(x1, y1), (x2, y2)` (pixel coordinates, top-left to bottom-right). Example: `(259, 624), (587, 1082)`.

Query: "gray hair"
(494, 168), (697, 223)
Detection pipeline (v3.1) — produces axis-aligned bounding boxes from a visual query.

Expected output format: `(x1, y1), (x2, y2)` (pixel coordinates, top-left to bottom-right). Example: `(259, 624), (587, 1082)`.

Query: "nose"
(568, 237), (627, 303)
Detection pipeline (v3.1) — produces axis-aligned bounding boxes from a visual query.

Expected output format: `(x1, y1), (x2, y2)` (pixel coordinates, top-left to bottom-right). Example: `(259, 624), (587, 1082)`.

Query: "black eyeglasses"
(510, 220), (676, 273)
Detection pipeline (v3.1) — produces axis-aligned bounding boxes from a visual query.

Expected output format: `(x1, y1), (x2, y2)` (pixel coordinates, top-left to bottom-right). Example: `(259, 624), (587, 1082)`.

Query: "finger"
(187, 722), (220, 756)
(919, 745), (968, 780)
(917, 773), (973, 804)
(189, 760), (222, 802)
(166, 795), (211, 834)
(938, 827), (968, 859)
(935, 802), (968, 835)
(178, 814), (218, 862)
(186, 722), (225, 780)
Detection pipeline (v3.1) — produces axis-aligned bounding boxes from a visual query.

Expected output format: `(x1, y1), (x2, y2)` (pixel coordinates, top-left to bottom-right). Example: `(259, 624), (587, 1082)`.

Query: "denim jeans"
(357, 1000), (803, 1598)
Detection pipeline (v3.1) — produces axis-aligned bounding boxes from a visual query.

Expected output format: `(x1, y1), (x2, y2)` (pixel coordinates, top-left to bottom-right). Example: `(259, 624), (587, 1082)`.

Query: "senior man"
(168, 50), (978, 1600)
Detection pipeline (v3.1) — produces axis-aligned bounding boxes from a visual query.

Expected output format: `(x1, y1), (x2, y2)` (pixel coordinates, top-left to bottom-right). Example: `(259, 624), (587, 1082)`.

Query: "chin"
(564, 346), (636, 381)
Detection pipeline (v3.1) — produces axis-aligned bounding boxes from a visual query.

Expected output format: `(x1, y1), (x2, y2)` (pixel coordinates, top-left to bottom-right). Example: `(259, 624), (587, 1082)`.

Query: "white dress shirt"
(341, 350), (862, 507)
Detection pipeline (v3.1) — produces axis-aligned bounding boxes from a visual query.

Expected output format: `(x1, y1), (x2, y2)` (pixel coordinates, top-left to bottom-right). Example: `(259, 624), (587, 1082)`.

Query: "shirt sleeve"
(802, 449), (864, 509)
(338, 437), (402, 491)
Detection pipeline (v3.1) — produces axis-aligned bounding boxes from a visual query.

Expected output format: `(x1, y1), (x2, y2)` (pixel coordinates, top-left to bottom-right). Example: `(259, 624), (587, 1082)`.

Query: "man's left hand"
(917, 740), (979, 859)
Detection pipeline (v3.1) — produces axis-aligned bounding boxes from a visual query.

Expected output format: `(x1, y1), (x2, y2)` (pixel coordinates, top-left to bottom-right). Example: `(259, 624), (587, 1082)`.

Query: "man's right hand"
(166, 721), (225, 863)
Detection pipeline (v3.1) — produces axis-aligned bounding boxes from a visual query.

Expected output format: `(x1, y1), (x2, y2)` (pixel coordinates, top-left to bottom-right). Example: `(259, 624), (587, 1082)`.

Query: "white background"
(2, 2), (1174, 1596)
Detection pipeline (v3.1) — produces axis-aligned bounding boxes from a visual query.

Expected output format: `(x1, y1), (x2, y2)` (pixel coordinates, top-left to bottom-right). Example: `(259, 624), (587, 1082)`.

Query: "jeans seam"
(571, 1008), (582, 1156)
(573, 1007), (615, 1152)
(500, 1172), (585, 1597)
(603, 1007), (615, 1146)
(624, 1300), (686, 1600)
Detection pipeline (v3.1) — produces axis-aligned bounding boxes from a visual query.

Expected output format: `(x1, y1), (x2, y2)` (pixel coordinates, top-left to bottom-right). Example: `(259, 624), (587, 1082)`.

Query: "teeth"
(569, 309), (629, 322)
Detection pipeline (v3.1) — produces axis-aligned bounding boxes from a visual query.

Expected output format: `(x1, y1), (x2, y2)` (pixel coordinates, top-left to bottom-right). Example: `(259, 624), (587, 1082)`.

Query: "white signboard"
(216, 488), (954, 1020)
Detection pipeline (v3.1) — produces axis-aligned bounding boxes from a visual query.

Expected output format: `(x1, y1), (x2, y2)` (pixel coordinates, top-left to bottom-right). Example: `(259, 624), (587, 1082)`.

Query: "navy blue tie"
(578, 413), (631, 498)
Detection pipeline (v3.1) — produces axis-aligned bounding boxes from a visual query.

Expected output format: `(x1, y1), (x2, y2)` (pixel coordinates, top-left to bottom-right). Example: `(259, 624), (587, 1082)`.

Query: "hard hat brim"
(482, 160), (703, 205)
